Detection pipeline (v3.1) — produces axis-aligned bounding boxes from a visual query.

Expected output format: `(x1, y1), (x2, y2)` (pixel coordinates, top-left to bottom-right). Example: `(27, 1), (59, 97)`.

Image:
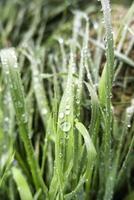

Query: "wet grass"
(0, 0), (134, 200)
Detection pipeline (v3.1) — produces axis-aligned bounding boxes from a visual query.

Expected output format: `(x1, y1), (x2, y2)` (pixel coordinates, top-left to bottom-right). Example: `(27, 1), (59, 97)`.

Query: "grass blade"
(0, 48), (48, 197)
(12, 167), (33, 200)
(99, 0), (114, 179)
(75, 121), (97, 199)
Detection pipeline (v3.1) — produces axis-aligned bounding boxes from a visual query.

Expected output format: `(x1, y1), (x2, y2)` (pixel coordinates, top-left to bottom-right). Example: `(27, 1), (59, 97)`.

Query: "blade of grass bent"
(75, 121), (97, 200)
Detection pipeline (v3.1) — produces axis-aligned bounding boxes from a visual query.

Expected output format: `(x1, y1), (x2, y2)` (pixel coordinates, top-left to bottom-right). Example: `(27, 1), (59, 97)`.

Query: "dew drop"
(60, 137), (64, 145)
(42, 108), (48, 115)
(60, 121), (71, 132)
(126, 106), (134, 116)
(65, 134), (69, 140)
(76, 99), (80, 104)
(22, 113), (28, 123)
(94, 22), (98, 30)
(14, 63), (18, 68)
(65, 106), (70, 115)
(59, 38), (64, 44)
(59, 112), (64, 119)
(59, 152), (63, 158)
(5, 70), (9, 75)
(102, 20), (105, 24)
(127, 124), (131, 128)
(4, 117), (9, 122)
(72, 64), (76, 74)
(65, 110), (70, 115)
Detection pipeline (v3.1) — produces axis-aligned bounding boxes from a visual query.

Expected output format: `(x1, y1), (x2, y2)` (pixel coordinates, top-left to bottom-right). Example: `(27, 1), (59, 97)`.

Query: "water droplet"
(65, 134), (69, 140)
(65, 110), (70, 115)
(22, 113), (28, 123)
(4, 117), (9, 122)
(76, 99), (80, 104)
(42, 108), (48, 115)
(60, 121), (71, 132)
(126, 106), (134, 116)
(59, 112), (64, 119)
(110, 93), (113, 99)
(83, 48), (88, 56)
(59, 152), (63, 158)
(102, 20), (105, 24)
(94, 22), (98, 30)
(5, 70), (9, 75)
(28, 133), (32, 139)
(14, 63), (18, 68)
(59, 38), (64, 44)
(73, 174), (77, 179)
(127, 124), (131, 128)
(65, 106), (70, 115)
(60, 137), (64, 145)
(72, 64), (76, 74)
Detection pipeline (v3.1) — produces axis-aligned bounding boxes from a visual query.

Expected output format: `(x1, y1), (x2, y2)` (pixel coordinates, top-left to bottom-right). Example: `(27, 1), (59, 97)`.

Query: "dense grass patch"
(0, 0), (134, 199)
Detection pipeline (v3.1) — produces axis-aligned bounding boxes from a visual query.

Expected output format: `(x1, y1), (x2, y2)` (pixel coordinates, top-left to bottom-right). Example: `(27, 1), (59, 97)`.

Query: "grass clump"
(0, 0), (134, 200)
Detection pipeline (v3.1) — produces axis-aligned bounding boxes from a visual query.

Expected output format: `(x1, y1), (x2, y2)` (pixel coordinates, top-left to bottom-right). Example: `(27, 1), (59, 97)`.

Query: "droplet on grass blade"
(94, 22), (99, 30)
(59, 112), (64, 119)
(4, 117), (9, 132)
(59, 152), (63, 158)
(60, 121), (71, 132)
(76, 99), (80, 104)
(65, 109), (70, 115)
(65, 134), (69, 140)
(126, 106), (134, 116)
(65, 105), (70, 115)
(42, 108), (48, 115)
(21, 113), (28, 123)
(4, 117), (9, 122)
(59, 38), (64, 44)
(5, 70), (9, 75)
(1, 48), (18, 68)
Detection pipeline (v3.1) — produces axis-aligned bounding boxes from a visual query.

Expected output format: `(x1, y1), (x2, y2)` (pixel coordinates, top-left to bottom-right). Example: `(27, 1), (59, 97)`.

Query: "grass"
(0, 0), (134, 200)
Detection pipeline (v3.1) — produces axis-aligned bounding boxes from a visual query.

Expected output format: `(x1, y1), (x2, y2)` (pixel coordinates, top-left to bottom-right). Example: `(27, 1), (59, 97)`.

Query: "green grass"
(0, 0), (134, 200)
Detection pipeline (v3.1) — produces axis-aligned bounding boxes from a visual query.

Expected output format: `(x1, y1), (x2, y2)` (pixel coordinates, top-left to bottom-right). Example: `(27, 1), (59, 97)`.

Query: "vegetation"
(0, 0), (134, 199)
